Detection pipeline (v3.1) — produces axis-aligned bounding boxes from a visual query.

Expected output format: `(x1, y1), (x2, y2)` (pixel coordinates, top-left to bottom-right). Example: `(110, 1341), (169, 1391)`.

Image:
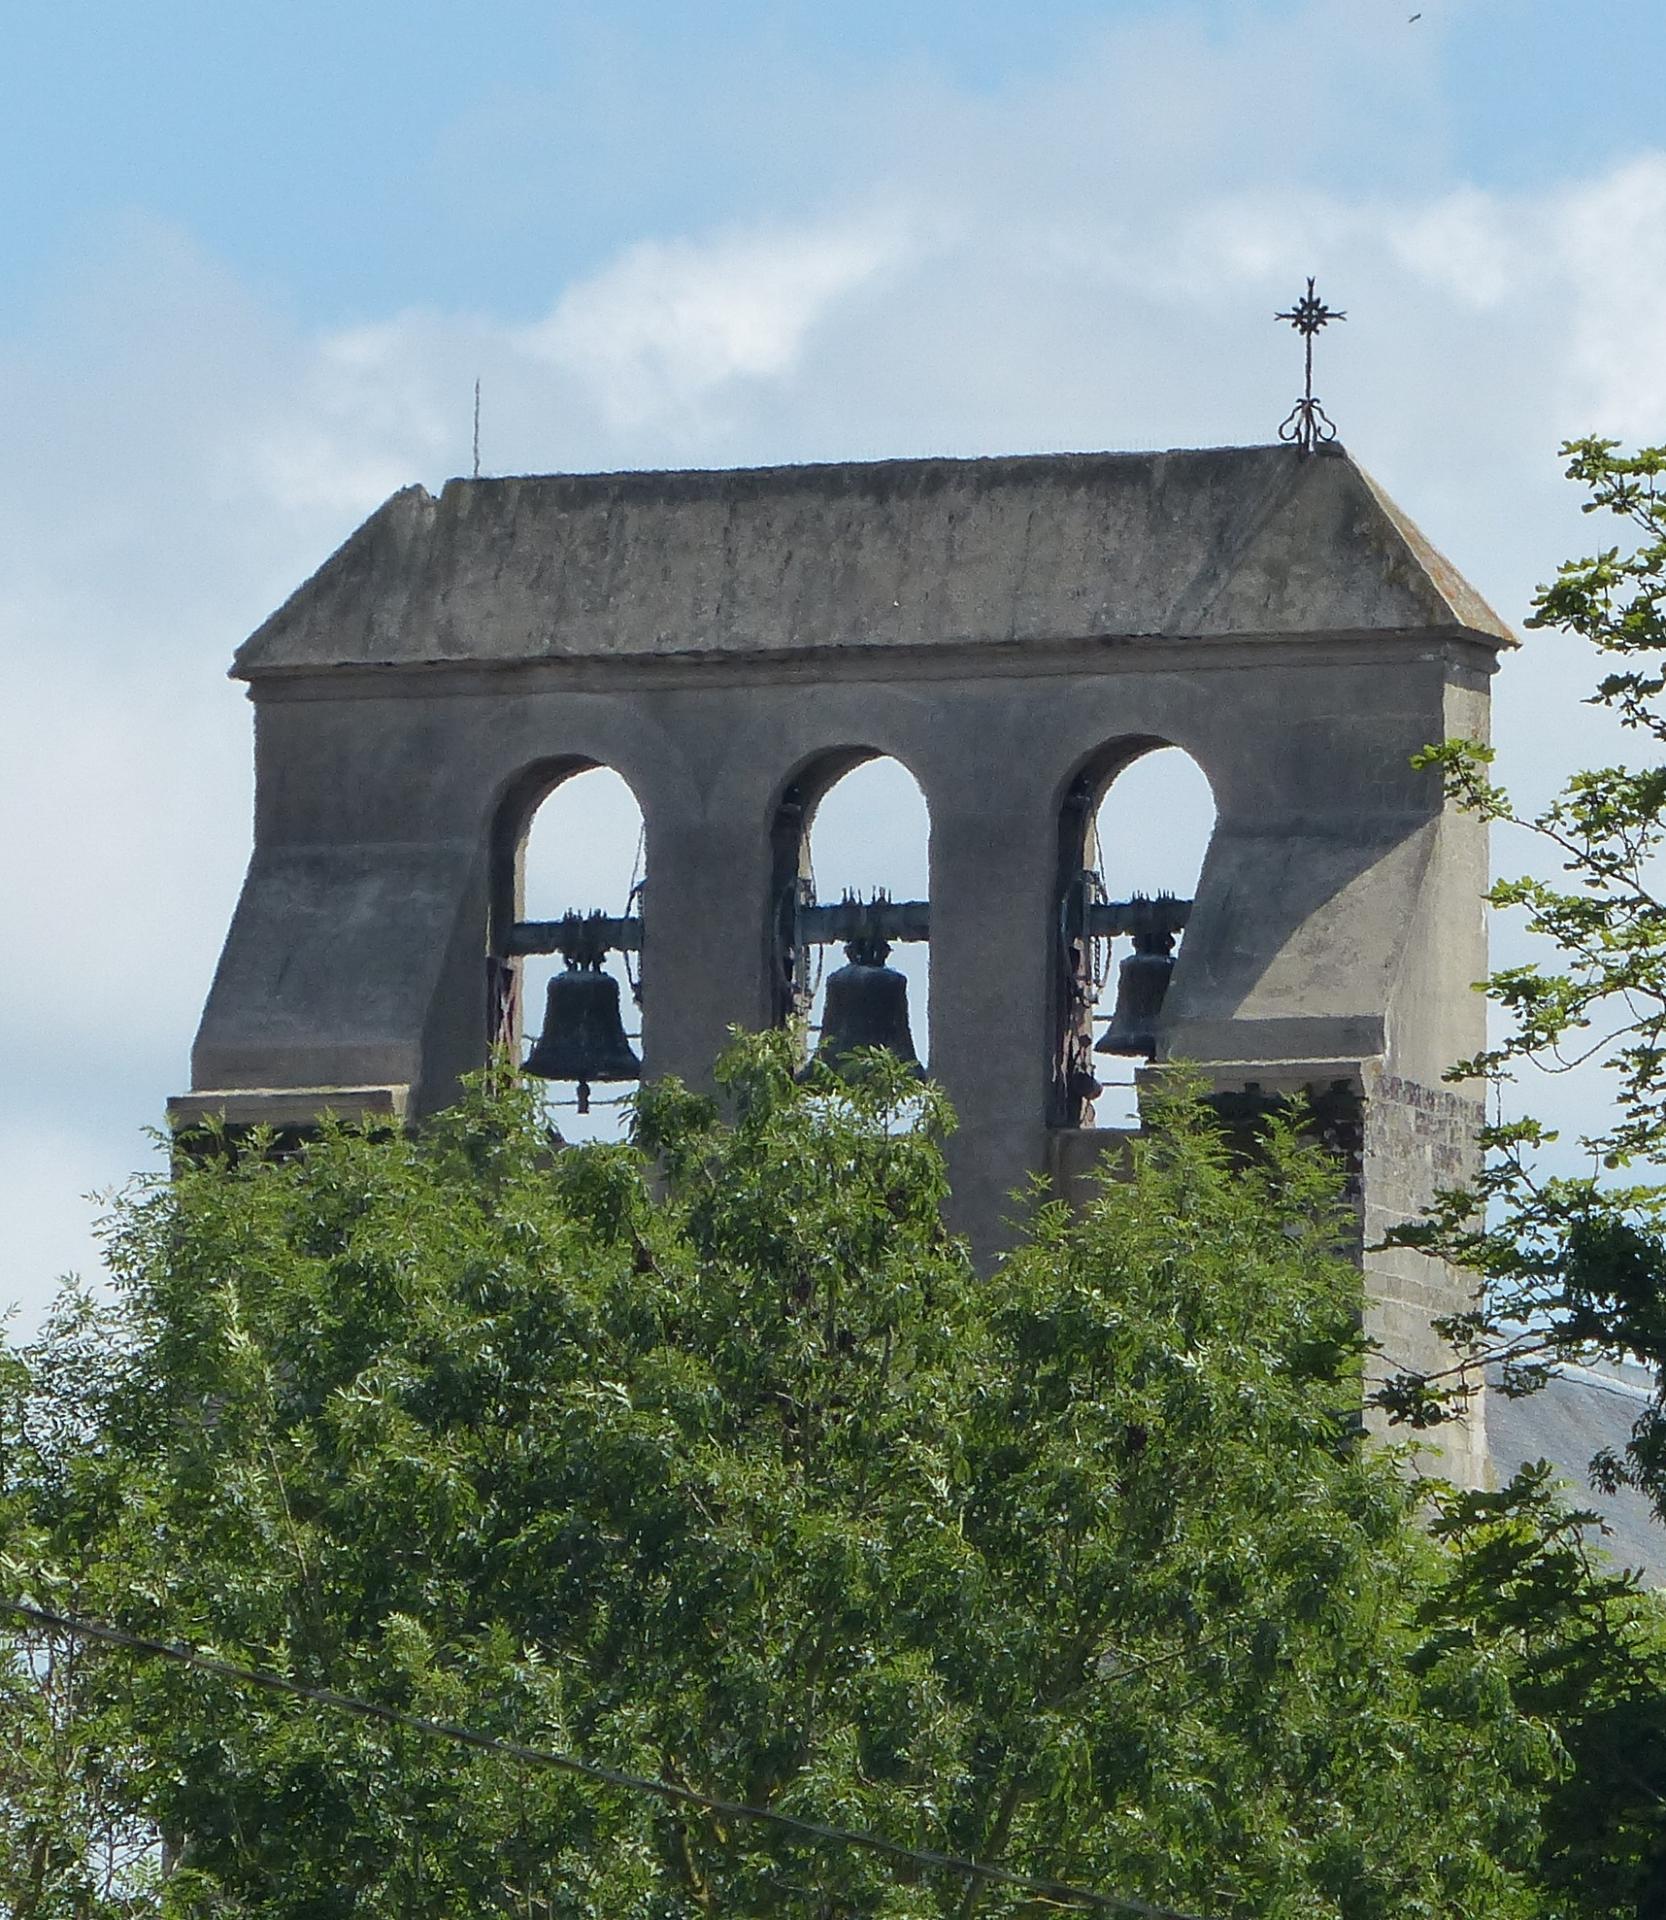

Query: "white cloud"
(1391, 188), (1527, 311)
(1552, 155), (1666, 431)
(518, 211), (912, 430)
(0, 1125), (147, 1316)
(1384, 157), (1666, 432)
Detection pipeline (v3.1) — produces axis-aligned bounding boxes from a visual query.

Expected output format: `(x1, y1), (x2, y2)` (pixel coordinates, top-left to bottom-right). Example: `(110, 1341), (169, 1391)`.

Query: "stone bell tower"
(171, 442), (1511, 1483)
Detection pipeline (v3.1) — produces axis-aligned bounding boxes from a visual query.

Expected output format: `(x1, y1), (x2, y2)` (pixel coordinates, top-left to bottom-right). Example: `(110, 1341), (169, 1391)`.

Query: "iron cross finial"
(1275, 276), (1346, 454)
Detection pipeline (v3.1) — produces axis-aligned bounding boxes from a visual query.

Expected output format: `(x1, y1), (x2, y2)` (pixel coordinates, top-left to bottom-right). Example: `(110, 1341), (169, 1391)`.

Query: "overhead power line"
(2, 1597), (1205, 1920)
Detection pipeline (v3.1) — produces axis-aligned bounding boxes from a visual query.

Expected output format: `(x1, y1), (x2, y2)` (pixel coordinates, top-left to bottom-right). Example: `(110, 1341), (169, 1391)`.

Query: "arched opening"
(1055, 741), (1216, 1129)
(769, 754), (931, 1074)
(494, 763), (645, 1143)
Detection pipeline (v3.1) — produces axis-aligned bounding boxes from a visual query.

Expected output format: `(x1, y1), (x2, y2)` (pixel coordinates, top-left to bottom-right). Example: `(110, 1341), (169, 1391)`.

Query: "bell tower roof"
(234, 442), (1512, 679)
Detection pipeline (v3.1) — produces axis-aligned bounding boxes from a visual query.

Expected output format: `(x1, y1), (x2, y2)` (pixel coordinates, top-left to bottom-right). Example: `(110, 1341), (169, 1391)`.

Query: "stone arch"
(489, 757), (646, 1140)
(1052, 737), (1218, 1127)
(767, 747), (932, 1068)
(488, 755), (610, 956)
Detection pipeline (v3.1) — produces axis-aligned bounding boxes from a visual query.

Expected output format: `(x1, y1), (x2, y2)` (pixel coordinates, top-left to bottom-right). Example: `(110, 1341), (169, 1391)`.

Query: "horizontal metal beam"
(510, 894), (1190, 960)
(1086, 897), (1190, 939)
(507, 913), (642, 958)
(798, 898), (932, 946)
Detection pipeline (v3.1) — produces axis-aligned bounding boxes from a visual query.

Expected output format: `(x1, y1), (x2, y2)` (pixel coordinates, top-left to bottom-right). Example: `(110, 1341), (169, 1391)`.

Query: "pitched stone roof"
(1488, 1360), (1666, 1585)
(234, 443), (1513, 677)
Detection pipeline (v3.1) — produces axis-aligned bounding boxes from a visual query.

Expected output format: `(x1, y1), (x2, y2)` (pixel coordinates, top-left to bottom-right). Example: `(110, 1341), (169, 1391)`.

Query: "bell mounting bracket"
(509, 891), (1190, 960)
(506, 908), (642, 959)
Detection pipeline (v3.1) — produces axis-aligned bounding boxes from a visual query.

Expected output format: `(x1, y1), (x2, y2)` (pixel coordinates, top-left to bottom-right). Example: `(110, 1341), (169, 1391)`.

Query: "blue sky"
(7, 1), (1662, 319)
(4, 0), (1665, 1323)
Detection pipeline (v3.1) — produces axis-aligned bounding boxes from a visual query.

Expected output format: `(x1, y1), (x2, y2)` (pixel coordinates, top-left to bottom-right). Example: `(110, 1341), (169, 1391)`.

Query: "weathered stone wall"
(177, 441), (1510, 1482)
(1361, 1073), (1488, 1484)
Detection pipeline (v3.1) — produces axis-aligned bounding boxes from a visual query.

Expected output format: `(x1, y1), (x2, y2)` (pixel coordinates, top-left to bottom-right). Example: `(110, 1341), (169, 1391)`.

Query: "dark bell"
(524, 964), (641, 1111)
(810, 942), (923, 1080)
(1096, 940), (1174, 1059)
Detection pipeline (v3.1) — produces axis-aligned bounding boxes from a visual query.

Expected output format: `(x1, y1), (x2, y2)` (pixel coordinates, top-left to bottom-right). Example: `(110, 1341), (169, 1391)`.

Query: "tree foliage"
(1363, 438), (1666, 1916)
(1382, 442), (1666, 1486)
(1421, 1464), (1666, 1918)
(1, 1294), (160, 1917)
(3, 1040), (1559, 1918)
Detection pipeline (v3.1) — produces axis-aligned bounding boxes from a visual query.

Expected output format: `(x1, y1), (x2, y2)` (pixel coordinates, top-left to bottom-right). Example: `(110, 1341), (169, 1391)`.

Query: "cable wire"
(2, 1596), (1204, 1919)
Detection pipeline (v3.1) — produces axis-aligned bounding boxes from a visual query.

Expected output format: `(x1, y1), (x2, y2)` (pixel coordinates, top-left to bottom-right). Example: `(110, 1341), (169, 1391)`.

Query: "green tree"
(1368, 438), (1666, 1918)
(1, 1294), (161, 1917)
(1420, 1464), (1666, 1919)
(1383, 441), (1666, 1502)
(4, 1041), (1555, 1917)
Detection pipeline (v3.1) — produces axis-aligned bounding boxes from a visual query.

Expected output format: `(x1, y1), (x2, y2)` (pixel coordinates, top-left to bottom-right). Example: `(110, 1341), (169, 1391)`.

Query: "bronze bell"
(524, 963), (641, 1112)
(810, 937), (923, 1079)
(1096, 926), (1176, 1060)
